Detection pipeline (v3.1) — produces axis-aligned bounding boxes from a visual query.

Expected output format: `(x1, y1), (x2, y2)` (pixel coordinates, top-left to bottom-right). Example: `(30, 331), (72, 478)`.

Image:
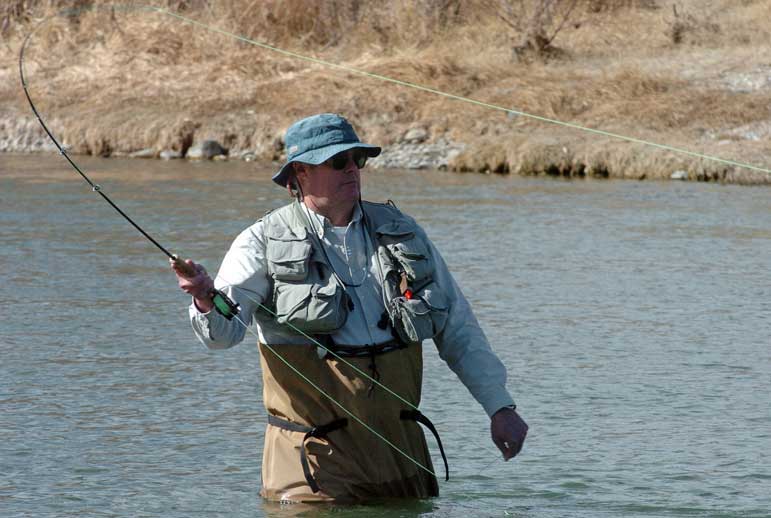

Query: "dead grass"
(1, 0), (770, 183)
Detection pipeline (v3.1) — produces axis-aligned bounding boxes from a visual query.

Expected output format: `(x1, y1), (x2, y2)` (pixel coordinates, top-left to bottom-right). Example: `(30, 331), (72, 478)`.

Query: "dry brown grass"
(1, 0), (770, 183)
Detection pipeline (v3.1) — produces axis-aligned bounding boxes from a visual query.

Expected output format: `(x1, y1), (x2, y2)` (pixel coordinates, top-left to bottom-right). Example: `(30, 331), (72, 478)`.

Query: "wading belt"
(267, 409), (449, 493)
(316, 338), (407, 358)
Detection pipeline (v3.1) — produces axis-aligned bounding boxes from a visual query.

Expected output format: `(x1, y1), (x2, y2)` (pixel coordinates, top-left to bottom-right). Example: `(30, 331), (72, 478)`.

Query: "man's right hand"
(170, 258), (215, 313)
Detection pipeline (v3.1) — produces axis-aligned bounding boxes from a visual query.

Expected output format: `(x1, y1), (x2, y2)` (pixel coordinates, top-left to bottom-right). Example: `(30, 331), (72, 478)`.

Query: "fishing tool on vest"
(18, 20), (240, 322)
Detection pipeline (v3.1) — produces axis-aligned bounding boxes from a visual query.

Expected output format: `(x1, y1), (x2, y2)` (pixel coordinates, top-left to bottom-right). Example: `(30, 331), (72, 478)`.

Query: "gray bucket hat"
(272, 113), (381, 187)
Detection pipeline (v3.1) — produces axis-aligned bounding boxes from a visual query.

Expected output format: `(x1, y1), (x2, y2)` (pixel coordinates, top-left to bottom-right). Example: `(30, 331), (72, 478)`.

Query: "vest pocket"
(376, 222), (434, 281)
(267, 235), (313, 281)
(274, 276), (349, 334)
(391, 284), (448, 345)
(388, 238), (434, 281)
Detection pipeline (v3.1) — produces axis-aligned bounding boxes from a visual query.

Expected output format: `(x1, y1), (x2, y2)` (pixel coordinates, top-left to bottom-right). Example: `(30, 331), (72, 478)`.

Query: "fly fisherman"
(171, 113), (528, 502)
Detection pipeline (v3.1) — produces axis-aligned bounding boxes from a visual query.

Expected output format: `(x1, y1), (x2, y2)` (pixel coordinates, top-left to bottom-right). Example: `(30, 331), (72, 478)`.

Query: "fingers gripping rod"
(172, 259), (240, 320)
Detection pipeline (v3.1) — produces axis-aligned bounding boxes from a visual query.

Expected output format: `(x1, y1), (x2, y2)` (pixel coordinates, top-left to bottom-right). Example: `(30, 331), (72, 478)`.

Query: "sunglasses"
(325, 150), (368, 171)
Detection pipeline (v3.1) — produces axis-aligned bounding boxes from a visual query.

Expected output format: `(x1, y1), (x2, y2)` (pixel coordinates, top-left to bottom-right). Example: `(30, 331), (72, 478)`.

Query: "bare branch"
(546, 0), (580, 47)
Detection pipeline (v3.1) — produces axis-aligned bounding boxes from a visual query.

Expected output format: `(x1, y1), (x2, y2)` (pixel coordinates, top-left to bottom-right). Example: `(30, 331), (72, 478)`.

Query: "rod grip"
(172, 256), (198, 279)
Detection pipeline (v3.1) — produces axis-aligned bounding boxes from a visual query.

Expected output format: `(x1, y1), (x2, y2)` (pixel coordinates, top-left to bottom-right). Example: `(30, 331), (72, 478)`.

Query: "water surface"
(1, 154), (770, 517)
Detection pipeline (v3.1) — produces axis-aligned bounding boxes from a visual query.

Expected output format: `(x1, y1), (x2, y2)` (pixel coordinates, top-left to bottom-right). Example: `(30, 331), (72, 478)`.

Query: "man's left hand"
(490, 406), (528, 460)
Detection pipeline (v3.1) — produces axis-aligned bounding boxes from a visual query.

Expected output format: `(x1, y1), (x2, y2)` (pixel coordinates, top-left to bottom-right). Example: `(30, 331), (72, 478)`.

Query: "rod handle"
(172, 256), (198, 279)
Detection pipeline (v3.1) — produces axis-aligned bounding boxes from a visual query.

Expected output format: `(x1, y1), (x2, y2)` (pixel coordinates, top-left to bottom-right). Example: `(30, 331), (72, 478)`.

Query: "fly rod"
(18, 19), (239, 320)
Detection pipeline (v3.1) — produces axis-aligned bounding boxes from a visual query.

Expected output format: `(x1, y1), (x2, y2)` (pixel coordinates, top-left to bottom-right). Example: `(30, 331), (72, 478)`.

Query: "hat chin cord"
(290, 176), (304, 201)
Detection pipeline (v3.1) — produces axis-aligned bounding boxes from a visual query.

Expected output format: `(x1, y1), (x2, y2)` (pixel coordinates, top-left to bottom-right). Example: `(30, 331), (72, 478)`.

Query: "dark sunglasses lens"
(353, 152), (367, 169)
(329, 155), (348, 170)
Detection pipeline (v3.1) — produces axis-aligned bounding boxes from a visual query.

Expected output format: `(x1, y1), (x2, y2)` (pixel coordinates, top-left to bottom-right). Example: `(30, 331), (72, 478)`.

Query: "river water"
(1, 154), (769, 518)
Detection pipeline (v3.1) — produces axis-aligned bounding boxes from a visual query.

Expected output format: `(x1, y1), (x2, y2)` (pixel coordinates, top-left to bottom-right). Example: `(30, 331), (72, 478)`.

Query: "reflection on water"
(1, 153), (770, 518)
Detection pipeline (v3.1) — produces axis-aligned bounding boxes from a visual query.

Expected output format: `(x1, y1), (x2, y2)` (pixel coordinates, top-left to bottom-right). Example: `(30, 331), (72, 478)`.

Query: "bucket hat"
(272, 113), (381, 187)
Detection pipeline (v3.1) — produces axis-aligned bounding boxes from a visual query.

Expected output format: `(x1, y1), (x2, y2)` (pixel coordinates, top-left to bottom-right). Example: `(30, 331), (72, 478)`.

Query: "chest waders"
(260, 343), (448, 502)
(258, 201), (449, 502)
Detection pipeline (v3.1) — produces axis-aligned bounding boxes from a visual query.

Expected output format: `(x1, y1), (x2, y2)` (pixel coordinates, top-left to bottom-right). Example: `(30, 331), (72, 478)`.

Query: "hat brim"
(272, 143), (381, 187)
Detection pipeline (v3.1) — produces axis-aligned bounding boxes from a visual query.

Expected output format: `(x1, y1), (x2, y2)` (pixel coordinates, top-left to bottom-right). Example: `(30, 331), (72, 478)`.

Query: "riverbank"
(2, 0), (770, 184)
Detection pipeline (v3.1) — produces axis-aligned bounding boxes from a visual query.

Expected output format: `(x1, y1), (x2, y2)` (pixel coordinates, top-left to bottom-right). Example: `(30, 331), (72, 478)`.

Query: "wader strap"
(400, 409), (449, 481)
(267, 414), (349, 493)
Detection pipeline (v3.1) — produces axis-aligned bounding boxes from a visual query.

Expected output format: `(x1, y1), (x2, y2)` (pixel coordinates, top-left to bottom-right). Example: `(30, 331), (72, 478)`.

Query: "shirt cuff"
(481, 390), (517, 418)
(189, 302), (214, 340)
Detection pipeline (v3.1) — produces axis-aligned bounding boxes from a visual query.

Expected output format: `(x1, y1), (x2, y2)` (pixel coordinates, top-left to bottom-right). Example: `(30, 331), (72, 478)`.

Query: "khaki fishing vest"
(257, 200), (449, 502)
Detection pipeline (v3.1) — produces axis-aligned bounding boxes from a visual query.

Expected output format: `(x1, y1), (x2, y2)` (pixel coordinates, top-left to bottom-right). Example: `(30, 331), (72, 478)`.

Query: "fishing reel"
(210, 288), (240, 320)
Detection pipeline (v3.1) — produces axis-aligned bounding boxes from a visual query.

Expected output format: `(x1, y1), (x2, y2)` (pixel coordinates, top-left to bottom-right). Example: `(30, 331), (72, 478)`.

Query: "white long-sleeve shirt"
(190, 202), (515, 417)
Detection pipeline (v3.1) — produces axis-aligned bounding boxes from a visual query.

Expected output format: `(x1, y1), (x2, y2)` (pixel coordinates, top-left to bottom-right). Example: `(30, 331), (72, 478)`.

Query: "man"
(172, 113), (528, 502)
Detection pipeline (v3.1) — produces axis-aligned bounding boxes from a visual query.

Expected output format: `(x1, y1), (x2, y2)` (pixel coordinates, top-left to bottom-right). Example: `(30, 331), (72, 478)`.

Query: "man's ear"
(293, 163), (307, 180)
(288, 165), (303, 197)
(293, 164), (309, 188)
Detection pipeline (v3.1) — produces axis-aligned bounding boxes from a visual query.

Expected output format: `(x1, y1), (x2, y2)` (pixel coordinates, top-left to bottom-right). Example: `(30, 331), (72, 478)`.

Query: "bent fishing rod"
(18, 20), (240, 321)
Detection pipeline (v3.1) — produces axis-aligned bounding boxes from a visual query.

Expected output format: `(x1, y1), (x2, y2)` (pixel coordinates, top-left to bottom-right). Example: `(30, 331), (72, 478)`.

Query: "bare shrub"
(486, 0), (662, 61)
(492, 0), (581, 60)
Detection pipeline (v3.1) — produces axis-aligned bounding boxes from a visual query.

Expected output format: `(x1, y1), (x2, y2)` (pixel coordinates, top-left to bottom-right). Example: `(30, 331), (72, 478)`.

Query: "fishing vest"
(261, 200), (450, 346)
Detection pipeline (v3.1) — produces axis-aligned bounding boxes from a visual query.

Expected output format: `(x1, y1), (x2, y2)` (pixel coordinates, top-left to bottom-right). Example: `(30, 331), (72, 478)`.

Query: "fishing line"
(154, 7), (771, 177)
(19, 4), (771, 176)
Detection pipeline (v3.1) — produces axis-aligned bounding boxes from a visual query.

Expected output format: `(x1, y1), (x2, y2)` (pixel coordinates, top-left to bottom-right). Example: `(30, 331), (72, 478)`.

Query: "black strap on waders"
(267, 414), (348, 493)
(316, 336), (407, 358)
(400, 409), (449, 481)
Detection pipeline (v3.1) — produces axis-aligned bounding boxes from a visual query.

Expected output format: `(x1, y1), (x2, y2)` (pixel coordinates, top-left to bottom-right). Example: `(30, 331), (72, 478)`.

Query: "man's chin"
(339, 184), (360, 198)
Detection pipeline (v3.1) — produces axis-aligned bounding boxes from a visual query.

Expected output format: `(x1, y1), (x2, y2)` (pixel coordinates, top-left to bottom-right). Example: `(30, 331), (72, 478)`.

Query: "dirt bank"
(1, 0), (770, 184)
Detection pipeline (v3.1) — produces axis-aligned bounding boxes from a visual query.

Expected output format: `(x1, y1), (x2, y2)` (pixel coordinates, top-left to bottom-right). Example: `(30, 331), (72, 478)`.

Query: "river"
(1, 154), (769, 517)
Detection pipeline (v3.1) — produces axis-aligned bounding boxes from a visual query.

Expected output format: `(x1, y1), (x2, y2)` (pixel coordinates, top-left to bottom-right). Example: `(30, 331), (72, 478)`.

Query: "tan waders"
(258, 342), (447, 502)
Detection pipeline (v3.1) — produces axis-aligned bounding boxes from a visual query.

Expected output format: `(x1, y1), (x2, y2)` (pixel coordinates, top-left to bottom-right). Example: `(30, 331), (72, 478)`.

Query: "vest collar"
(300, 201), (363, 239)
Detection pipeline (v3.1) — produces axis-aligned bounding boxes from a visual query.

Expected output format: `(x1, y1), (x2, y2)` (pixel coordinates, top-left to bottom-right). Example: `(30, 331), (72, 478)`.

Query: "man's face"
(295, 149), (365, 207)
